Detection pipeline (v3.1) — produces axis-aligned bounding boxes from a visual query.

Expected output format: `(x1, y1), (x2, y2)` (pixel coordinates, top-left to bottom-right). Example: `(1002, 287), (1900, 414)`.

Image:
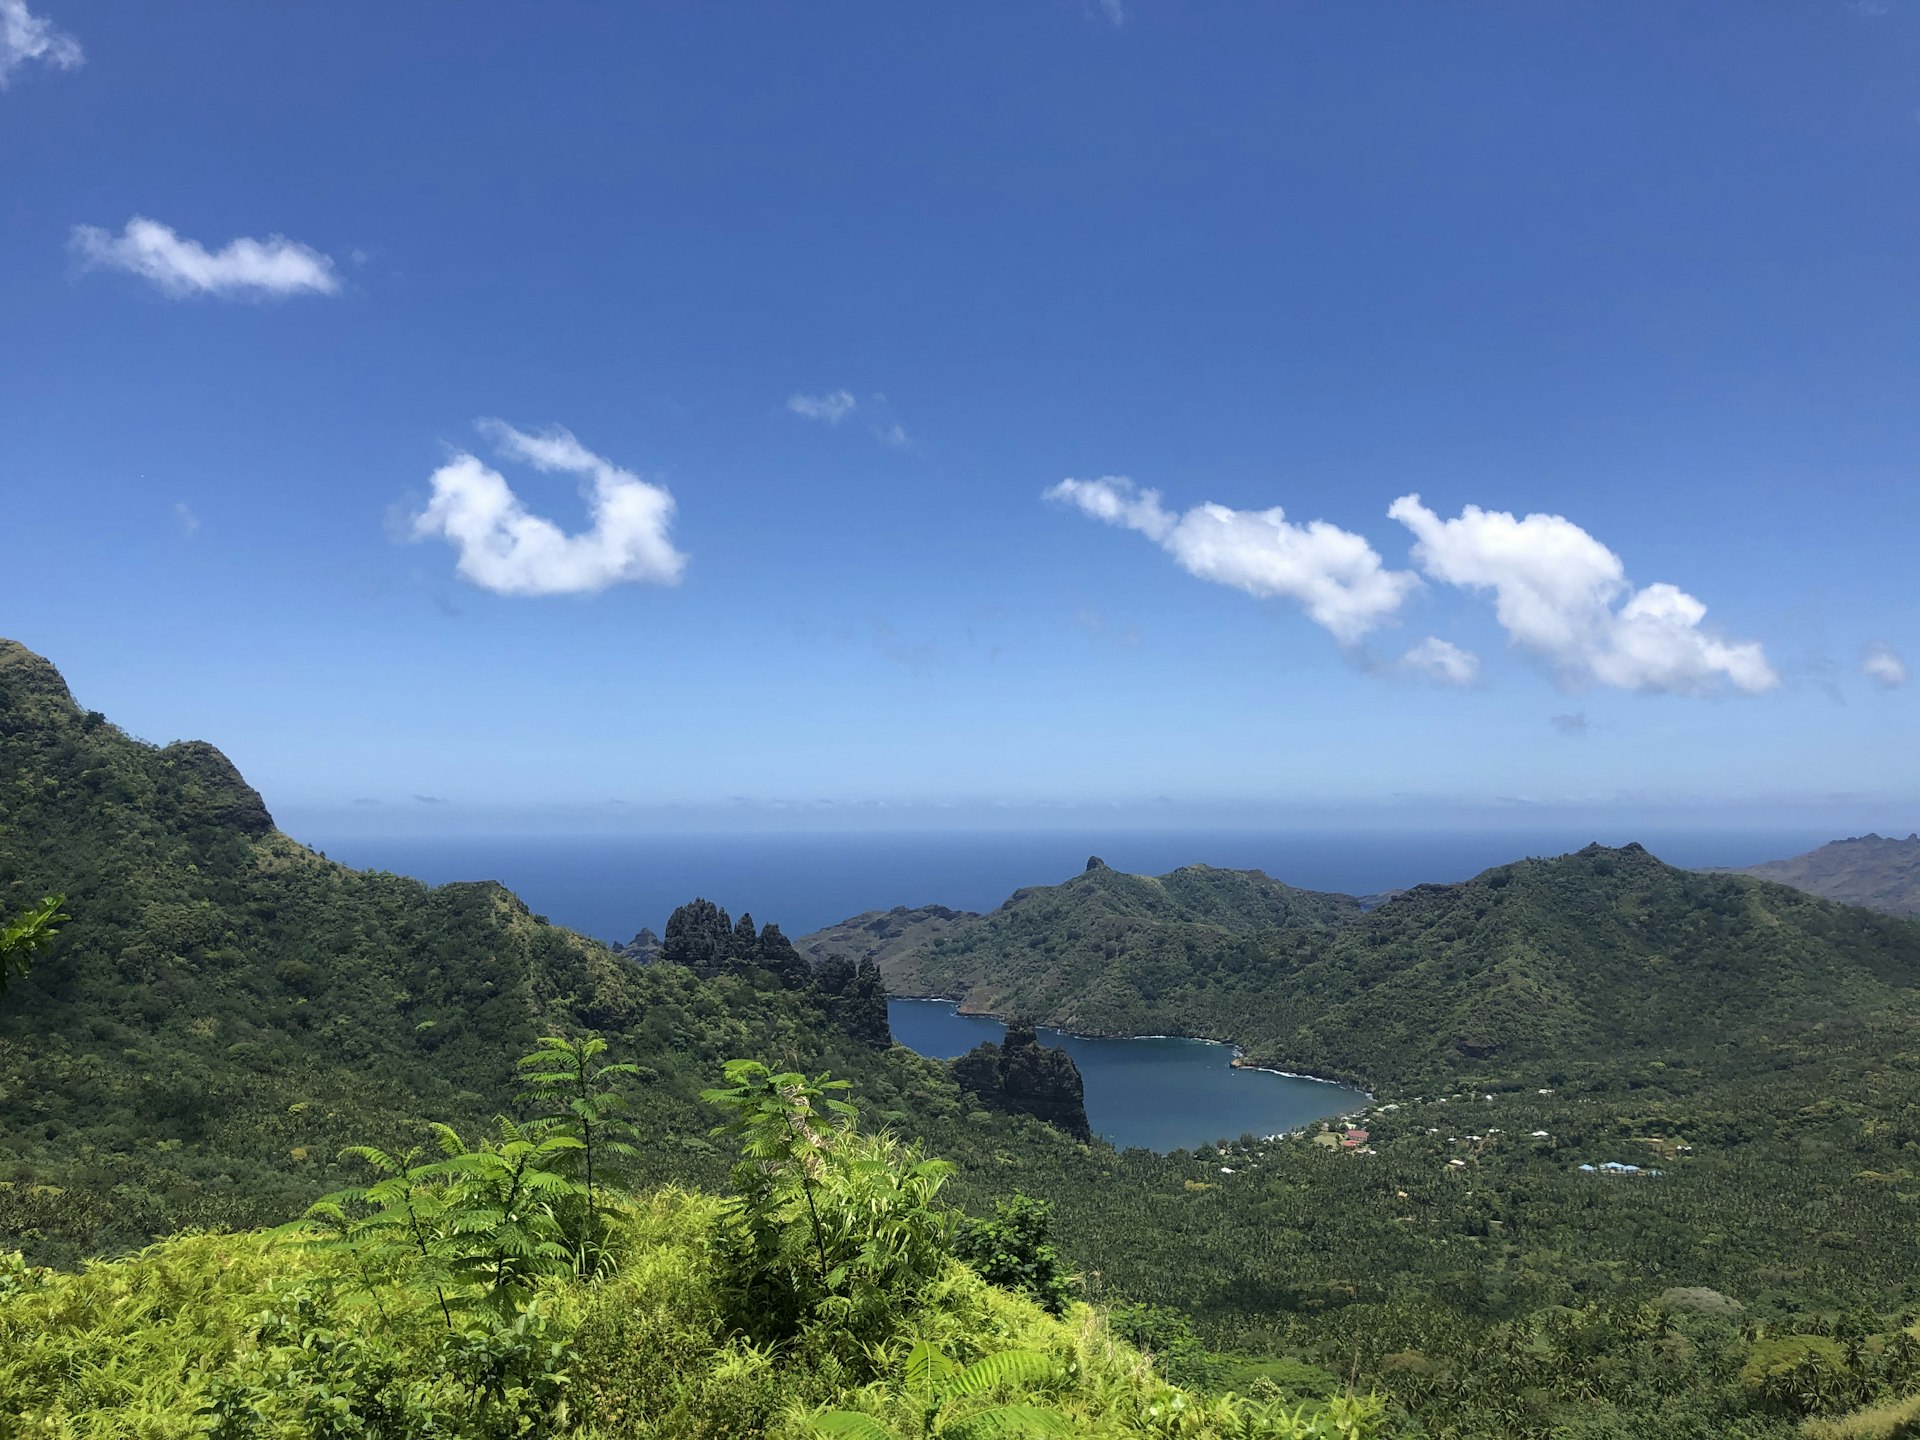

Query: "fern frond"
(941, 1405), (1073, 1439)
(802, 1412), (897, 1440)
(944, 1351), (1055, 1400)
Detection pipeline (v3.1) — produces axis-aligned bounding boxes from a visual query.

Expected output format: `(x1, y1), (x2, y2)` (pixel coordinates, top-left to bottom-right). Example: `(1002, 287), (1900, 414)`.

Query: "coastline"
(888, 995), (1375, 1101)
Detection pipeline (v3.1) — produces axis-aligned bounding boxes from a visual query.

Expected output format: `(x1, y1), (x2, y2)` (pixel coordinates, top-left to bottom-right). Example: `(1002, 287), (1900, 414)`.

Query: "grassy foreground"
(0, 1054), (1385, 1440)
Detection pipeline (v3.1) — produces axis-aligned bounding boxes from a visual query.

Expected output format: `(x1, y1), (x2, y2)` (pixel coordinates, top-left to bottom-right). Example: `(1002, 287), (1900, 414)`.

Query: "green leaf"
(939, 1405), (1073, 1439)
(803, 1412), (897, 1440)
(944, 1351), (1055, 1401)
(906, 1339), (958, 1395)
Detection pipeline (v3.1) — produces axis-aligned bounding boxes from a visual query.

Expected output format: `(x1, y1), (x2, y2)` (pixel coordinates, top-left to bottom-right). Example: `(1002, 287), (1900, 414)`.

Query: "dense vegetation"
(0, 1039), (1384, 1438)
(16, 633), (1920, 1436)
(0, 638), (986, 1264)
(847, 845), (1920, 1091)
(816, 858), (1361, 1052)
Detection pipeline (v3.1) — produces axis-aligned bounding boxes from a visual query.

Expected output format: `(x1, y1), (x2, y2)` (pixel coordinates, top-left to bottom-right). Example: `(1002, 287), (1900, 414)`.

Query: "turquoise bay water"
(888, 998), (1369, 1153)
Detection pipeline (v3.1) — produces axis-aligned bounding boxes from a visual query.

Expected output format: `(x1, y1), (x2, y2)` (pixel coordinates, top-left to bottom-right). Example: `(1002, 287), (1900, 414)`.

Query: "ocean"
(290, 826), (1831, 942)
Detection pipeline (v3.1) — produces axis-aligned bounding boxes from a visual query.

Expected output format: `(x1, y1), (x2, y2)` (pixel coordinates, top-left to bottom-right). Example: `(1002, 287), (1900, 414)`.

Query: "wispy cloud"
(787, 389), (913, 448)
(173, 502), (199, 539)
(1400, 636), (1479, 687)
(1093, 0), (1126, 26)
(1045, 476), (1418, 645)
(1550, 712), (1589, 737)
(1389, 495), (1777, 696)
(0, 0), (81, 88)
(71, 217), (341, 299)
(409, 421), (686, 596)
(1864, 642), (1909, 689)
(786, 390), (857, 424)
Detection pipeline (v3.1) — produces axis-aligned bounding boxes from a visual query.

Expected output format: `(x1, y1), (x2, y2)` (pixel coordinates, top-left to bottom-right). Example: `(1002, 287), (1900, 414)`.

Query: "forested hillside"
(20, 634), (1920, 1436)
(0, 639), (958, 1263)
(849, 845), (1920, 1090)
(810, 857), (1362, 1039)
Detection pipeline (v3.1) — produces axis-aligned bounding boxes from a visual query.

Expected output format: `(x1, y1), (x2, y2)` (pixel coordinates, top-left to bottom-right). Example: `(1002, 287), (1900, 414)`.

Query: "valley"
(7, 636), (1920, 1436)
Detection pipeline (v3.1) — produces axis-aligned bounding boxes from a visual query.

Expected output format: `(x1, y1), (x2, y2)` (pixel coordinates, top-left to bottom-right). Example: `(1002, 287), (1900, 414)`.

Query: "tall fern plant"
(299, 1120), (587, 1323)
(517, 1032), (640, 1276)
(434, 1118), (585, 1310)
(703, 1060), (955, 1361)
(299, 1142), (459, 1329)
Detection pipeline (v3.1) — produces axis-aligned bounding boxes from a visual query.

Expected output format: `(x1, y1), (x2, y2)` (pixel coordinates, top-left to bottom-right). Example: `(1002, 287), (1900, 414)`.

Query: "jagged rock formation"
(658, 897), (891, 1046)
(952, 1021), (1091, 1141)
(615, 926), (662, 963)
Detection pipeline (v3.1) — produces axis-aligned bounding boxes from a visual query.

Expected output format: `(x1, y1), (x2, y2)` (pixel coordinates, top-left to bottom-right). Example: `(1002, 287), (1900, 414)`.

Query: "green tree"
(952, 1193), (1073, 1314)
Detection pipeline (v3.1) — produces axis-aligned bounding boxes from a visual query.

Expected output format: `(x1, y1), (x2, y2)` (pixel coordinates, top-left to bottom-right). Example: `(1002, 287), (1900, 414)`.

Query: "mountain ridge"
(814, 836), (1920, 1090)
(1715, 832), (1920, 918)
(0, 638), (1005, 1262)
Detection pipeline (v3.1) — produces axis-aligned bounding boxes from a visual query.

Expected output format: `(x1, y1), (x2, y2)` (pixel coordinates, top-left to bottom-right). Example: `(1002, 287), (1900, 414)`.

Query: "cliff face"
(951, 1022), (1091, 1142)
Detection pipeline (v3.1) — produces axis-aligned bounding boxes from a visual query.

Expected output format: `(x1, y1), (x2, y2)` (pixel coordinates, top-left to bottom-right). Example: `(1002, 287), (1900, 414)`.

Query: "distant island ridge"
(800, 835), (1920, 982)
(1713, 832), (1920, 918)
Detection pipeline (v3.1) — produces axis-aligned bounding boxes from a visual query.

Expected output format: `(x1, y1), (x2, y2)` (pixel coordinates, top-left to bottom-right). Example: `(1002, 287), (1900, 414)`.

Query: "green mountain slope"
(17, 635), (1920, 1436)
(854, 840), (1920, 1090)
(796, 902), (979, 972)
(1244, 844), (1920, 1087)
(0, 639), (977, 1262)
(1722, 832), (1920, 918)
(820, 856), (1363, 1037)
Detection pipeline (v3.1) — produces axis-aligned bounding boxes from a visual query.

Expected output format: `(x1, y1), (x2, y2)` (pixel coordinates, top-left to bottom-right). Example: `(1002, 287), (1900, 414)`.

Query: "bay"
(888, 998), (1370, 1153)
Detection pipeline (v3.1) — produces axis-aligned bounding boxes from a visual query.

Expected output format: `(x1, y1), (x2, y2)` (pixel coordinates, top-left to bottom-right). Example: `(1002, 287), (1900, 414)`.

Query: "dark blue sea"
(887, 999), (1370, 1152)
(291, 826), (1830, 943)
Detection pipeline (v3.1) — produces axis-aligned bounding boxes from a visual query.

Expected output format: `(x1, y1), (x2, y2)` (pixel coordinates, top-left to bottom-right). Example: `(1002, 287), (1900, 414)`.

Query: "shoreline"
(889, 995), (1375, 1101)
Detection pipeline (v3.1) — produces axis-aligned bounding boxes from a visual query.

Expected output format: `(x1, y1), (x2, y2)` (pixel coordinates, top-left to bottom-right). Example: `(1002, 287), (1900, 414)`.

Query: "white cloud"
(173, 501), (199, 539)
(787, 390), (856, 423)
(1046, 476), (1175, 540)
(410, 421), (686, 596)
(1401, 637), (1480, 686)
(1045, 476), (1418, 644)
(1388, 494), (1777, 695)
(873, 422), (912, 450)
(0, 0), (81, 87)
(70, 217), (340, 299)
(1864, 642), (1909, 689)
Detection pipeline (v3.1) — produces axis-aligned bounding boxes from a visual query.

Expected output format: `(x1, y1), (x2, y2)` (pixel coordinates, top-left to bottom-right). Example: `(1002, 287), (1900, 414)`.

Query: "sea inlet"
(889, 998), (1370, 1153)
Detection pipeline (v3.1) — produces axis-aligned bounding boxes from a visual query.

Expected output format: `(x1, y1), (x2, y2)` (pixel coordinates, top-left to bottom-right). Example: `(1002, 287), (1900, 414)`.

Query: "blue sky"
(3, 1), (1916, 836)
